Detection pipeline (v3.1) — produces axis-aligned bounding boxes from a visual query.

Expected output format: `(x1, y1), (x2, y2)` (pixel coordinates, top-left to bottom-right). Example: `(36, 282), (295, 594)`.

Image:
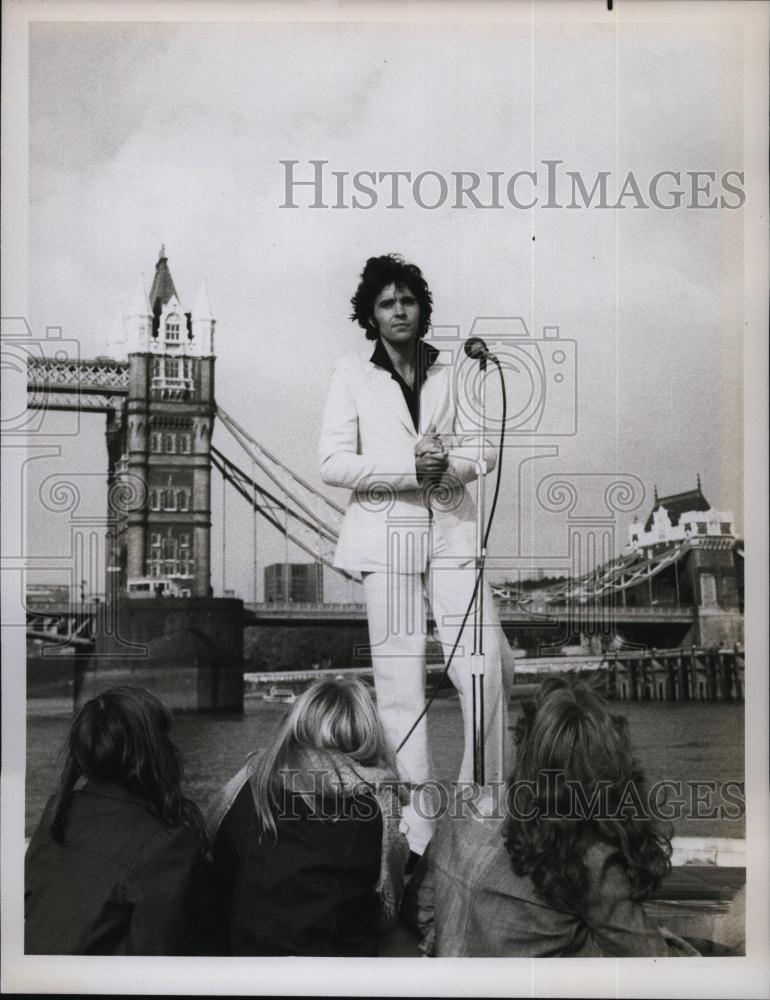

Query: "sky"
(24, 13), (745, 601)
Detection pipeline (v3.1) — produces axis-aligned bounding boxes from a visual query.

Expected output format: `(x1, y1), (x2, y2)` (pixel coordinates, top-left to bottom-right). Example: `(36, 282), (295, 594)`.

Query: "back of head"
(284, 676), (390, 763)
(252, 677), (393, 841)
(504, 679), (671, 910)
(50, 685), (203, 845)
(513, 680), (636, 797)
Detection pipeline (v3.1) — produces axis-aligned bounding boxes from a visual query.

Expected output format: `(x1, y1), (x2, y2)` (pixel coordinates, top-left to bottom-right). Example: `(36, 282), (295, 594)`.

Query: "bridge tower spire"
(108, 248), (216, 599)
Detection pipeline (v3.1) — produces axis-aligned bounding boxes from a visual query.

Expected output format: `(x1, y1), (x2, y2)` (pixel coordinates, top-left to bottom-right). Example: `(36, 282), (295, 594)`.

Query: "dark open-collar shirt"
(370, 337), (439, 432)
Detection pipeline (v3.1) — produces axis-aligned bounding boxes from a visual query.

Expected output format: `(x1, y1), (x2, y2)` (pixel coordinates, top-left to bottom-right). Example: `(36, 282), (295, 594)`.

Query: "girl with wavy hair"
(412, 678), (693, 957)
(25, 686), (207, 954)
(205, 677), (409, 956)
(503, 678), (672, 915)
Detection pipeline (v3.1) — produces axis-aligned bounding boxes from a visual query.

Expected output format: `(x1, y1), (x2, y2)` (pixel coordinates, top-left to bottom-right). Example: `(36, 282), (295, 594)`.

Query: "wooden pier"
(610, 645), (744, 702)
(244, 645), (744, 703)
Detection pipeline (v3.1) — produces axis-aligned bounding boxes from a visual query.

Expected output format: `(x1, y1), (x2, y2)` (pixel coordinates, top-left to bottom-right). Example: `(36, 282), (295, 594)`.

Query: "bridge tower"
(106, 247), (215, 599)
(77, 248), (243, 713)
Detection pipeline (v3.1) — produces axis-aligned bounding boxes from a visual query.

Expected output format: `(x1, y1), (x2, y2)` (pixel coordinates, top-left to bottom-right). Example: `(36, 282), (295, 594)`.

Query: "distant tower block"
(106, 247), (216, 599)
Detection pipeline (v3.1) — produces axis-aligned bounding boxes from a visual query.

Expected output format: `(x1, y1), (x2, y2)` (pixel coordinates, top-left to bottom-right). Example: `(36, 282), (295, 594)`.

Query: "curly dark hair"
(350, 254), (433, 340)
(503, 678), (671, 912)
(50, 685), (207, 851)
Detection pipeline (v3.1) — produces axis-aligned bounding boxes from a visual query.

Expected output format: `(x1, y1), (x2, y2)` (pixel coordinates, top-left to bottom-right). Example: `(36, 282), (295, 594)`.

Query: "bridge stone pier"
(76, 597), (244, 713)
(690, 538), (743, 647)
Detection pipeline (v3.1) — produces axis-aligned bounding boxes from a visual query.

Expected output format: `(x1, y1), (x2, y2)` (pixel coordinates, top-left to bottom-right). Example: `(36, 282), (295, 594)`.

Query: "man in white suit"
(319, 255), (514, 856)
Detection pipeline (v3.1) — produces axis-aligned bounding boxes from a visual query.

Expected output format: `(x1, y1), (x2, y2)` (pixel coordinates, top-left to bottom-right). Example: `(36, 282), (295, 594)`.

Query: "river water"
(26, 695), (744, 840)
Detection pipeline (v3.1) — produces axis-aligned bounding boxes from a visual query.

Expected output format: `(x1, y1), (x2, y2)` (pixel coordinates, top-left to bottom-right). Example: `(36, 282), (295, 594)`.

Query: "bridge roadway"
(242, 601), (695, 627)
(27, 599), (696, 639)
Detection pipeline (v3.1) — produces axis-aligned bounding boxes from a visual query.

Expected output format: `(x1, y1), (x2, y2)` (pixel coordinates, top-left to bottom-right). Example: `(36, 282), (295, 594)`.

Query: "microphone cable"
(396, 356), (507, 754)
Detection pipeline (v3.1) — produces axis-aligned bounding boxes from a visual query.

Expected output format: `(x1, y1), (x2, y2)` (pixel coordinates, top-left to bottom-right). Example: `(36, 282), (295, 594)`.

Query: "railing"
(497, 601), (695, 617)
(27, 357), (130, 412)
(245, 601), (366, 614)
(27, 357), (129, 392)
(244, 600), (696, 623)
(245, 662), (449, 684)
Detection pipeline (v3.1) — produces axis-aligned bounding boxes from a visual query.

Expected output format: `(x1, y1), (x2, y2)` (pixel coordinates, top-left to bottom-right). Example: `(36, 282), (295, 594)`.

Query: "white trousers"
(362, 522), (515, 854)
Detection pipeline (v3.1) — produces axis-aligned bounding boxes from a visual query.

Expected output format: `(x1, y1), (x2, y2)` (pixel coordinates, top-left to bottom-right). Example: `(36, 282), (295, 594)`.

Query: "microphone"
(463, 336), (496, 364)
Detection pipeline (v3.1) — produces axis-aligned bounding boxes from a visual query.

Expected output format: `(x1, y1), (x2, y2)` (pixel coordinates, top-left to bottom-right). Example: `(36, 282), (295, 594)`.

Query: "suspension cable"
(216, 405), (345, 532)
(210, 449), (357, 581)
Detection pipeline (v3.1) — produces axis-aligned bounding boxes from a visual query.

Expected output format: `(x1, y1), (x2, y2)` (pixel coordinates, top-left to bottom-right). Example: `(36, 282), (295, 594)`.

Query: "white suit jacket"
(318, 346), (497, 574)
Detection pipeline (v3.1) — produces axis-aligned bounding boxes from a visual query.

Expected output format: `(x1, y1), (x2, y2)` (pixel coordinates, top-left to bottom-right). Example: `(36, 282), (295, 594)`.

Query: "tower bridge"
(25, 249), (744, 711)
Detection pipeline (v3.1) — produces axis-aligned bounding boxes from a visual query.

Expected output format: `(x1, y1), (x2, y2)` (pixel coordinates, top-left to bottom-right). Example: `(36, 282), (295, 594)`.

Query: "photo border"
(2, 0), (768, 996)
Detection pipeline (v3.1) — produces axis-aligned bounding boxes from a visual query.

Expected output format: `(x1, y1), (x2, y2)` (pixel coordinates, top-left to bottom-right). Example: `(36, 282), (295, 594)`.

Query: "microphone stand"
(398, 338), (506, 786)
(471, 353), (488, 786)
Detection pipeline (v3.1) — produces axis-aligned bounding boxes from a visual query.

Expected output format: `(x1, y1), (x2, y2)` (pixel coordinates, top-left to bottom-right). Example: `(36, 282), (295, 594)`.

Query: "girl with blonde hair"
(205, 677), (409, 956)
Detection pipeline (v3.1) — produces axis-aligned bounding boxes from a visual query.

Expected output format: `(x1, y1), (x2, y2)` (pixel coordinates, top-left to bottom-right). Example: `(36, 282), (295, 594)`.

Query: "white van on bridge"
(127, 577), (189, 599)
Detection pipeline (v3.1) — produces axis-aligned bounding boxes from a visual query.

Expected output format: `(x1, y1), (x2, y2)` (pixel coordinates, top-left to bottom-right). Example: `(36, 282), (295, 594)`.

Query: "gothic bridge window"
(165, 314), (181, 343)
(149, 484), (191, 510)
(150, 357), (194, 396)
(150, 430), (192, 454)
(147, 530), (194, 579)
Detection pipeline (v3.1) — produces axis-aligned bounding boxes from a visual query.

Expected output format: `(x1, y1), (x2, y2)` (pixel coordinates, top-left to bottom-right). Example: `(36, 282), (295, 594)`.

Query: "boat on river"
(262, 685), (297, 704)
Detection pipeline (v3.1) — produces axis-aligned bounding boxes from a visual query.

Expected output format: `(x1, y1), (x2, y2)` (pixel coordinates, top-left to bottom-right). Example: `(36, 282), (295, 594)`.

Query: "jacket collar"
(282, 748), (402, 800)
(369, 337), (439, 382)
(79, 779), (158, 814)
(365, 338), (443, 435)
